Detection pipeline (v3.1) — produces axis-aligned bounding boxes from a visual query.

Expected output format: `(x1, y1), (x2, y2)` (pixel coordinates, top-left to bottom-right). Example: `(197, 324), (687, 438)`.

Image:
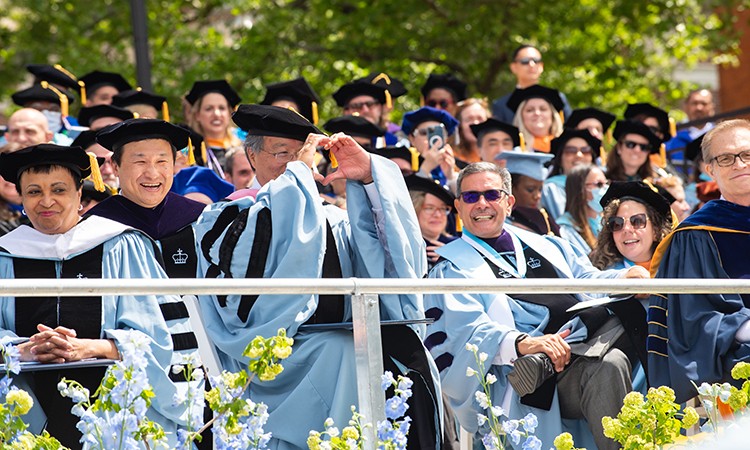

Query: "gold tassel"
(201, 142), (207, 165)
(86, 152), (106, 192)
(162, 101), (170, 122)
(409, 147), (420, 172)
(41, 81), (69, 117)
(329, 150), (339, 169)
(312, 101), (319, 125)
(187, 138), (196, 166)
(372, 73), (391, 85)
(78, 81), (87, 104)
(420, 95), (425, 107)
(669, 117), (676, 138)
(455, 214), (463, 233)
(540, 208), (554, 236)
(559, 110), (565, 125)
(53, 64), (78, 82)
(518, 132), (526, 151)
(384, 90), (392, 109)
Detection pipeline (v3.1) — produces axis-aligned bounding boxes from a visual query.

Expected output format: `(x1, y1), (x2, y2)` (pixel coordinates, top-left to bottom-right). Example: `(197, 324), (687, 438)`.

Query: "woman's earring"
(78, 204), (83, 211)
(21, 209), (26, 216)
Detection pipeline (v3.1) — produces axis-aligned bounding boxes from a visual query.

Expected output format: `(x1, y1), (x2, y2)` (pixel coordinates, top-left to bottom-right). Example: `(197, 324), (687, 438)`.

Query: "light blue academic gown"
(541, 175), (567, 221)
(0, 216), (190, 448)
(194, 160), (438, 449)
(424, 225), (626, 449)
(556, 212), (594, 255)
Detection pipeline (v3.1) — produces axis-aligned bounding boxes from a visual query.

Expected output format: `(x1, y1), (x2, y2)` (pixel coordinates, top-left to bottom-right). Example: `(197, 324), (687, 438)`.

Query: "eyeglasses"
(426, 99), (452, 109)
(261, 148), (299, 162)
(412, 124), (445, 137)
(459, 189), (508, 203)
(607, 213), (649, 232)
(562, 145), (593, 155)
(647, 125), (662, 136)
(622, 140), (653, 153)
(344, 100), (380, 111)
(710, 150), (750, 167)
(515, 57), (543, 65)
(585, 181), (609, 189)
(421, 205), (452, 216)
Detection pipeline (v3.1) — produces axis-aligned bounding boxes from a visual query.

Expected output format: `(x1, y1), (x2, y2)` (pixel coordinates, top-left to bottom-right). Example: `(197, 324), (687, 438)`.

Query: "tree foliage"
(0, 0), (747, 122)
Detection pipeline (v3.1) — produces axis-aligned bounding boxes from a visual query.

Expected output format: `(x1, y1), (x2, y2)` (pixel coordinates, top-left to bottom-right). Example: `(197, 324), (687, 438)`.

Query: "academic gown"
(0, 216), (186, 448)
(194, 160), (442, 450)
(542, 175), (567, 221)
(648, 200), (750, 403)
(424, 225), (627, 449)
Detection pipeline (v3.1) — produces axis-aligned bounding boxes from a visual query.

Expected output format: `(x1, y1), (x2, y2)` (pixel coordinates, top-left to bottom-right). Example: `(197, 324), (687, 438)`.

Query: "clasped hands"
(17, 324), (118, 364)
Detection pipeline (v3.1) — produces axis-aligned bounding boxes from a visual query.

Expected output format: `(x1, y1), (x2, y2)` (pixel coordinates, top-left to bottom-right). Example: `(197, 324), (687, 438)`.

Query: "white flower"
(479, 352), (488, 362)
(475, 391), (490, 409)
(477, 413), (488, 426)
(466, 343), (479, 353)
(491, 405), (505, 418)
(485, 373), (497, 384)
(466, 367), (478, 377)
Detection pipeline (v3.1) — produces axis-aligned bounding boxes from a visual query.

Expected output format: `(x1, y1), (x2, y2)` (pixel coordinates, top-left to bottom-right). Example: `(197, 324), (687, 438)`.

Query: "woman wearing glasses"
(590, 181), (674, 271)
(453, 98), (490, 164)
(507, 85), (565, 153)
(556, 164), (609, 254)
(605, 120), (662, 182)
(402, 106), (459, 191)
(406, 176), (456, 270)
(542, 129), (602, 220)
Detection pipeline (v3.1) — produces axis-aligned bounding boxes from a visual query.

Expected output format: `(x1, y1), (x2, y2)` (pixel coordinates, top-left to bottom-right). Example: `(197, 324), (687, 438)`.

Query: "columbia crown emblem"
(527, 257), (541, 269)
(172, 249), (188, 265)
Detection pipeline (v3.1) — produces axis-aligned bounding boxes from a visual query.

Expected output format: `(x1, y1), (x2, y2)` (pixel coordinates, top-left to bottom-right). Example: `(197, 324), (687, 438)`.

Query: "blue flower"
(385, 395), (409, 420)
(522, 412), (538, 433)
(522, 435), (542, 450)
(381, 371), (396, 390)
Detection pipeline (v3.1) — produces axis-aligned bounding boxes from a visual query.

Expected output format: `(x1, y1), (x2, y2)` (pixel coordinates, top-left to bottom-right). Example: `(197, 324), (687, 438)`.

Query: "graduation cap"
(171, 166), (234, 203)
(420, 73), (468, 102)
(506, 84), (565, 114)
(82, 179), (113, 202)
(70, 130), (98, 150)
(112, 89), (169, 121)
(324, 115), (386, 138)
(77, 104), (134, 128)
(368, 146), (423, 172)
(11, 84), (74, 107)
(26, 64), (80, 91)
(401, 106), (459, 136)
(685, 133), (706, 161)
(185, 79), (242, 108)
(624, 103), (674, 139)
(550, 129), (602, 159)
(232, 104), (322, 142)
(470, 118), (521, 148)
(175, 123), (206, 166)
(495, 150), (553, 182)
(96, 118), (190, 158)
(261, 77), (321, 124)
(612, 120), (662, 155)
(600, 180), (672, 222)
(78, 70), (132, 101)
(405, 175), (456, 210)
(565, 107), (616, 132)
(0, 143), (105, 191)
(333, 81), (391, 108)
(355, 72), (407, 98)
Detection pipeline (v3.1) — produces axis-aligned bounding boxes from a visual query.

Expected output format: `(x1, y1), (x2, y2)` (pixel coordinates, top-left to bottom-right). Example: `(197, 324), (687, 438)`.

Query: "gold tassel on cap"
(41, 81), (69, 117)
(518, 132), (526, 151)
(53, 64), (78, 83)
(669, 117), (676, 138)
(86, 152), (106, 192)
(455, 215), (463, 233)
(372, 73), (391, 85)
(420, 95), (425, 107)
(187, 138), (196, 166)
(312, 101), (319, 125)
(329, 151), (339, 169)
(162, 101), (170, 122)
(201, 141), (207, 166)
(409, 147), (420, 172)
(559, 110), (565, 125)
(384, 90), (392, 109)
(78, 81), (87, 104)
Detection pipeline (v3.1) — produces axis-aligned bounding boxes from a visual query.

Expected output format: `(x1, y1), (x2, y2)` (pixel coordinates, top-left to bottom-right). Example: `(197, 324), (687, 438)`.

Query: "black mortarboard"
(261, 77), (321, 124)
(333, 82), (390, 108)
(565, 107), (616, 132)
(368, 146), (423, 172)
(0, 144), (92, 184)
(232, 104), (322, 142)
(420, 73), (468, 102)
(175, 123), (206, 166)
(685, 133), (706, 161)
(112, 89), (167, 111)
(624, 103), (674, 139)
(82, 179), (113, 202)
(77, 104), (134, 127)
(324, 115), (385, 138)
(550, 129), (602, 158)
(11, 84), (74, 107)
(612, 120), (662, 154)
(600, 180), (672, 221)
(26, 64), (80, 91)
(355, 72), (408, 98)
(78, 70), (132, 96)
(506, 84), (564, 113)
(185, 80), (242, 108)
(96, 118), (190, 154)
(70, 130), (98, 150)
(470, 119), (521, 148)
(405, 175), (456, 210)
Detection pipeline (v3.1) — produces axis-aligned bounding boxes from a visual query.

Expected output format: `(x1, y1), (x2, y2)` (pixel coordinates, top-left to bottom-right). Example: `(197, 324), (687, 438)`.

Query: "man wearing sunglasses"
(491, 44), (573, 123)
(649, 119), (750, 405)
(423, 162), (649, 449)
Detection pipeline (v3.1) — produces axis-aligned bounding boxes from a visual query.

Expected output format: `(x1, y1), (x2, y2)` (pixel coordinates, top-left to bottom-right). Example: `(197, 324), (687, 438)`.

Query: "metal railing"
(4, 277), (750, 449)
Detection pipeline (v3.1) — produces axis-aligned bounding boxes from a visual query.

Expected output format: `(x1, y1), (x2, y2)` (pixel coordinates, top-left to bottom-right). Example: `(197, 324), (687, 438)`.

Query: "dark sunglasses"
(459, 189), (508, 204)
(426, 99), (452, 109)
(515, 57), (543, 65)
(563, 145), (593, 155)
(607, 213), (648, 232)
(622, 140), (653, 153)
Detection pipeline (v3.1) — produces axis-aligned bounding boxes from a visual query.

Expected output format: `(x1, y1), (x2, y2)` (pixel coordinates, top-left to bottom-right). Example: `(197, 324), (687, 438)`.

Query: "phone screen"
(427, 125), (446, 150)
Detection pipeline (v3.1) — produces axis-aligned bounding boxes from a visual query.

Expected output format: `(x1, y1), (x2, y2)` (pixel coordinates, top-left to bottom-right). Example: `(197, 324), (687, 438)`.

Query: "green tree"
(0, 0), (746, 122)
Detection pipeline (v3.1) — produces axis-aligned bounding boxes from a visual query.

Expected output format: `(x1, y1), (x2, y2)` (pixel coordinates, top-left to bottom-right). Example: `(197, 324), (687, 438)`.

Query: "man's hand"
(299, 133), (328, 169)
(316, 133), (373, 185)
(516, 328), (572, 372)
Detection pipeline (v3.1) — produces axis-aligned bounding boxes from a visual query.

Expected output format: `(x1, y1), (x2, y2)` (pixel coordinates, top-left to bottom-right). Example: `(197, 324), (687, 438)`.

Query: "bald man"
(4, 108), (53, 151)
